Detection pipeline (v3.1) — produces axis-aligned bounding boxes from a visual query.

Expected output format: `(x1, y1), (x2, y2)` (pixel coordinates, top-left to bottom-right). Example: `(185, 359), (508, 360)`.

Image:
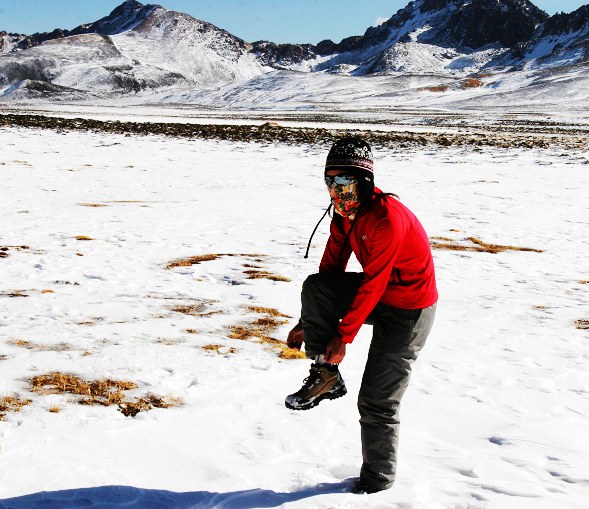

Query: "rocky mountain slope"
(0, 0), (588, 106)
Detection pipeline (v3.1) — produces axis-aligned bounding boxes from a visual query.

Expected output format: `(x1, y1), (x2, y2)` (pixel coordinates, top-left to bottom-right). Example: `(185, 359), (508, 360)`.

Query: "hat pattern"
(325, 138), (374, 174)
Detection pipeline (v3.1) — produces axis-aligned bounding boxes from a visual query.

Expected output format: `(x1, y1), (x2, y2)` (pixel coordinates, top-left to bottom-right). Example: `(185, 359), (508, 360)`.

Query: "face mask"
(326, 178), (361, 220)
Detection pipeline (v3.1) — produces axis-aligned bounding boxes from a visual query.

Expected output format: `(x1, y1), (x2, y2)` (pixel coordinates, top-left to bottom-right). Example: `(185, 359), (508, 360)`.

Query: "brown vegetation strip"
(8, 339), (71, 351)
(575, 319), (589, 330)
(430, 236), (543, 254)
(166, 253), (265, 269)
(227, 308), (305, 359)
(29, 371), (180, 417)
(1, 113), (586, 150)
(0, 395), (32, 421)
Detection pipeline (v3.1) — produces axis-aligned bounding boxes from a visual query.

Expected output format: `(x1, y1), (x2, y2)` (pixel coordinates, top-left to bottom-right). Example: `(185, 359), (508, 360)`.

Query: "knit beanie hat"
(325, 137), (374, 179)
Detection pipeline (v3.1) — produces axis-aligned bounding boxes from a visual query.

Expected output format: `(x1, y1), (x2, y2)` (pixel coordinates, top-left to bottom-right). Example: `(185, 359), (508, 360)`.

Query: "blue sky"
(0, 0), (586, 44)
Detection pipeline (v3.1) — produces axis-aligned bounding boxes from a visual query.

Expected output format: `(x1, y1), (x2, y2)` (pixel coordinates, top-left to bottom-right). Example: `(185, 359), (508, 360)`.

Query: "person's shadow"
(0, 480), (356, 508)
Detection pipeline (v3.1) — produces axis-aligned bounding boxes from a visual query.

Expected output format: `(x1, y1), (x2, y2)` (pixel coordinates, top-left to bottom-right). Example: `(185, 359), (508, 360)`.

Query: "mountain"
(0, 0), (588, 106)
(0, 0), (265, 98)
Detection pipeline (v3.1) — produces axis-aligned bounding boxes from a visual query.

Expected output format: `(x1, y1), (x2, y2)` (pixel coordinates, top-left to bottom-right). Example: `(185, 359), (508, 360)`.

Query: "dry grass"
(30, 372), (137, 406)
(422, 85), (450, 92)
(156, 338), (185, 346)
(185, 328), (198, 334)
(461, 78), (484, 89)
(575, 319), (589, 330)
(532, 305), (550, 310)
(245, 306), (292, 318)
(118, 394), (181, 418)
(0, 395), (32, 421)
(0, 354), (9, 361)
(278, 346), (307, 359)
(579, 280), (589, 285)
(41, 289), (55, 294)
(8, 339), (71, 351)
(202, 344), (237, 355)
(430, 236), (543, 254)
(29, 372), (180, 417)
(166, 253), (266, 269)
(243, 270), (291, 282)
(54, 280), (80, 285)
(170, 300), (219, 317)
(0, 290), (29, 297)
(79, 203), (108, 207)
(73, 235), (94, 241)
(48, 405), (61, 413)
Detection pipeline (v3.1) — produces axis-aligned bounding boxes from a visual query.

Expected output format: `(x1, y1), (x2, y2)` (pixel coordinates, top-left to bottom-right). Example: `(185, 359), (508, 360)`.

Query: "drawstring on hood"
(304, 203), (332, 259)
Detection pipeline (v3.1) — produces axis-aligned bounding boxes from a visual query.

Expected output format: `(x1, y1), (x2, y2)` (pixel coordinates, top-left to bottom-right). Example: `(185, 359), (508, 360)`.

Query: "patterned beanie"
(325, 137), (374, 179)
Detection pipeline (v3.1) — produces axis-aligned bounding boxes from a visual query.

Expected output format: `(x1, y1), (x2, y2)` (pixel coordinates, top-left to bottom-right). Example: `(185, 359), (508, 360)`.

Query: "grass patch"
(156, 338), (186, 346)
(185, 328), (198, 334)
(0, 354), (9, 361)
(30, 372), (137, 406)
(79, 203), (108, 207)
(0, 395), (32, 421)
(0, 290), (29, 297)
(430, 235), (543, 254)
(245, 306), (292, 318)
(48, 405), (61, 413)
(460, 78), (484, 89)
(8, 339), (71, 351)
(118, 394), (181, 418)
(166, 253), (266, 269)
(170, 300), (219, 317)
(575, 319), (589, 330)
(243, 270), (291, 282)
(202, 344), (237, 355)
(73, 235), (94, 241)
(421, 85), (449, 92)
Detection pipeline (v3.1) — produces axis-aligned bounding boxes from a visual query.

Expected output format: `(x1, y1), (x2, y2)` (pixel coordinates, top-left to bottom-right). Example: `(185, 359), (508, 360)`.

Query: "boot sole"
(285, 384), (347, 411)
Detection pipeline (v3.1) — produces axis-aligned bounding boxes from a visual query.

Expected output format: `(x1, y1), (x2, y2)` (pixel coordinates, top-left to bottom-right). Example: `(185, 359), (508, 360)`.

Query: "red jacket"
(319, 188), (438, 344)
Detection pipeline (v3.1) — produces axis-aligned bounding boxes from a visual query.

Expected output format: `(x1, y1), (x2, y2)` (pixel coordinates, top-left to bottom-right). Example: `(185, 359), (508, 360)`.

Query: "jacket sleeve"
(337, 212), (406, 343)
(319, 217), (352, 273)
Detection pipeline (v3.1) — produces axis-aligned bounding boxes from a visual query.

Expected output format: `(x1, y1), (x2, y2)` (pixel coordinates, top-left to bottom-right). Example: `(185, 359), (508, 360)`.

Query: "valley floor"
(0, 117), (588, 508)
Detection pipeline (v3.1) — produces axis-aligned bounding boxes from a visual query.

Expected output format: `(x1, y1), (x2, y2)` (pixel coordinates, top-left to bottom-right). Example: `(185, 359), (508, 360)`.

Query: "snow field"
(0, 126), (588, 508)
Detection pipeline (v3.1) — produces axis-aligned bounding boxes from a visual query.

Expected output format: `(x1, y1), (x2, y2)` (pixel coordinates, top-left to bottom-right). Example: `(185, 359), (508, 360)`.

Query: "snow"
(0, 120), (588, 508)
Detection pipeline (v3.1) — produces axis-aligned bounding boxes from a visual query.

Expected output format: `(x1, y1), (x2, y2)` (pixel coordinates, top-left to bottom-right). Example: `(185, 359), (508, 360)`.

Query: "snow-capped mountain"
(0, 0), (588, 105)
(0, 0), (265, 99)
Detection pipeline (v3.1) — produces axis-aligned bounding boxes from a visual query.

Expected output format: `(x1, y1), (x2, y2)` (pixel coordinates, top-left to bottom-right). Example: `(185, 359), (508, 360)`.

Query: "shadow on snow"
(0, 480), (355, 508)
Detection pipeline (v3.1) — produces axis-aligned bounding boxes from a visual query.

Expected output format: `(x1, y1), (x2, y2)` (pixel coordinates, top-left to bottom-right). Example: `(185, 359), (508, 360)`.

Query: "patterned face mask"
(326, 176), (361, 220)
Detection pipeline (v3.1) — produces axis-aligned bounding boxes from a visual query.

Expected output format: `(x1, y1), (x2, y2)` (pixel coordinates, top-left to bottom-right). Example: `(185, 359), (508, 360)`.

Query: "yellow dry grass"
(8, 339), (71, 351)
(79, 203), (108, 207)
(575, 319), (589, 330)
(118, 394), (181, 418)
(30, 372), (138, 406)
(202, 344), (237, 355)
(166, 253), (266, 269)
(245, 306), (292, 318)
(48, 405), (61, 413)
(0, 395), (32, 420)
(243, 270), (291, 282)
(430, 236), (543, 254)
(73, 235), (94, 241)
(29, 372), (180, 417)
(41, 289), (55, 294)
(170, 301), (220, 317)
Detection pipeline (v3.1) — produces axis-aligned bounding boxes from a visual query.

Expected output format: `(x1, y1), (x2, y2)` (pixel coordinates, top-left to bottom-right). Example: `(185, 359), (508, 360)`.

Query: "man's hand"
(286, 321), (305, 350)
(324, 336), (346, 364)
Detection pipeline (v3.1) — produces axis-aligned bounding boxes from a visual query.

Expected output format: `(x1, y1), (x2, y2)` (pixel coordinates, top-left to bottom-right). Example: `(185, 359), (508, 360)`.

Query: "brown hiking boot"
(285, 363), (347, 410)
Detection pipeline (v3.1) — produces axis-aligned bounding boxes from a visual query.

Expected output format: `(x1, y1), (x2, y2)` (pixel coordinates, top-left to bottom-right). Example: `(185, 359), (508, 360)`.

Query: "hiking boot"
(285, 363), (347, 410)
(351, 481), (385, 495)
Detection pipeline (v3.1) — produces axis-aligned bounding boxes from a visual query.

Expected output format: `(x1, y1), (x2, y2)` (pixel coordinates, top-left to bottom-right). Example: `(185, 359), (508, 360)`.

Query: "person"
(285, 137), (438, 494)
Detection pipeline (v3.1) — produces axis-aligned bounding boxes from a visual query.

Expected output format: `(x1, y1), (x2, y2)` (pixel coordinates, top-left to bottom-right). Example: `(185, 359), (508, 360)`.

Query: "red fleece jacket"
(319, 188), (438, 344)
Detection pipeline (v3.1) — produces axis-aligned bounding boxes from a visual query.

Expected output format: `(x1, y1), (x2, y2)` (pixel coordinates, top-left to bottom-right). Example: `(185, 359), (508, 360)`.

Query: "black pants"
(300, 272), (436, 490)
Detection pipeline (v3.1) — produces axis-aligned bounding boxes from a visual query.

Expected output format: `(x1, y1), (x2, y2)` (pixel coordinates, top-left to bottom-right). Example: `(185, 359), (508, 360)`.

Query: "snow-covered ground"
(0, 124), (588, 508)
